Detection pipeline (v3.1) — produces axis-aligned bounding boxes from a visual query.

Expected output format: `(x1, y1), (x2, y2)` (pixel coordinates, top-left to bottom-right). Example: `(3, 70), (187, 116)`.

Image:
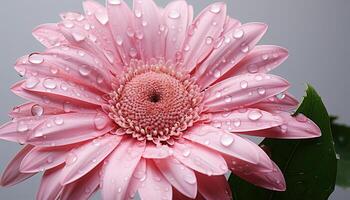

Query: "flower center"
(108, 60), (203, 145)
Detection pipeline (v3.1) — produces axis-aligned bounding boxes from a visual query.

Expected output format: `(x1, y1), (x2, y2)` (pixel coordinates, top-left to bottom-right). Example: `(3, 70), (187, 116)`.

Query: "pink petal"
(20, 77), (106, 107)
(154, 157), (197, 198)
(181, 2), (227, 73)
(196, 173), (232, 200)
(239, 112), (321, 139)
(32, 23), (68, 47)
(0, 145), (36, 187)
(227, 156), (286, 191)
(173, 140), (228, 176)
(204, 73), (290, 112)
(138, 160), (172, 200)
(207, 108), (283, 132)
(0, 116), (48, 144)
(61, 165), (101, 200)
(107, 0), (138, 63)
(27, 112), (114, 147)
(36, 166), (64, 200)
(133, 0), (165, 60)
(101, 138), (145, 200)
(194, 23), (268, 89)
(61, 134), (122, 184)
(15, 46), (113, 94)
(11, 81), (98, 113)
(82, 1), (124, 70)
(163, 0), (192, 61)
(251, 92), (299, 111)
(125, 159), (146, 200)
(20, 145), (72, 173)
(57, 20), (117, 74)
(142, 144), (172, 159)
(184, 125), (273, 168)
(224, 45), (289, 77)
(9, 102), (64, 118)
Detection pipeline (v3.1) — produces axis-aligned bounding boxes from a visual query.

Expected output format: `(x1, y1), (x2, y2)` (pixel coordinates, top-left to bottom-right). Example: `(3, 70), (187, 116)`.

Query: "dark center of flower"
(108, 60), (203, 145)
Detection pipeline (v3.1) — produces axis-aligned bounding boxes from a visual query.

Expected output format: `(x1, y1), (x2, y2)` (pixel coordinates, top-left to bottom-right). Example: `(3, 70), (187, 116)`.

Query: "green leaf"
(330, 117), (350, 187)
(229, 85), (337, 200)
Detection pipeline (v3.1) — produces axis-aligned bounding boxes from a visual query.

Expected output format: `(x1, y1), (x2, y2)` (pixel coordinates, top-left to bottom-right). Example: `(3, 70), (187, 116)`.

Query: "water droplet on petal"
(25, 77), (40, 89)
(247, 64), (259, 73)
(54, 117), (64, 125)
(182, 149), (191, 157)
(206, 36), (214, 45)
(72, 31), (86, 42)
(262, 54), (269, 60)
(28, 54), (44, 64)
(280, 124), (288, 133)
(240, 80), (248, 89)
(233, 29), (244, 39)
(31, 104), (44, 116)
(79, 65), (92, 76)
(168, 10), (180, 19)
(248, 110), (263, 121)
(43, 78), (57, 89)
(233, 118), (241, 127)
(95, 11), (109, 25)
(116, 35), (123, 45)
(214, 69), (221, 78)
(257, 87), (266, 95)
(134, 9), (142, 18)
(295, 114), (308, 122)
(210, 4), (221, 14)
(17, 122), (29, 133)
(276, 93), (285, 99)
(62, 20), (74, 29)
(129, 48), (137, 58)
(220, 134), (234, 147)
(241, 45), (249, 53)
(224, 96), (232, 103)
(94, 113), (108, 130)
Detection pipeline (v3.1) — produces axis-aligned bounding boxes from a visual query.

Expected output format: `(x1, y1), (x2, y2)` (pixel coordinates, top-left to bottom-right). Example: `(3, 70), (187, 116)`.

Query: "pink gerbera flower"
(0, 0), (321, 199)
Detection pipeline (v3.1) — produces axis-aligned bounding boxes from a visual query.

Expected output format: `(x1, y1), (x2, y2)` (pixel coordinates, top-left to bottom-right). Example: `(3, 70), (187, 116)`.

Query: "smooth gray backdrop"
(0, 0), (349, 199)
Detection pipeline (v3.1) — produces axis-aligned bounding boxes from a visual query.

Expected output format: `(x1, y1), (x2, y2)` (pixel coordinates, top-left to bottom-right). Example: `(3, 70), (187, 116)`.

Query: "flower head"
(0, 0), (321, 199)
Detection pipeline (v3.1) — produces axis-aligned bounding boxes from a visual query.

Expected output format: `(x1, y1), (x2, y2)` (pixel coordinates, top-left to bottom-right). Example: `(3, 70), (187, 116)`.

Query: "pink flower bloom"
(0, 0), (321, 199)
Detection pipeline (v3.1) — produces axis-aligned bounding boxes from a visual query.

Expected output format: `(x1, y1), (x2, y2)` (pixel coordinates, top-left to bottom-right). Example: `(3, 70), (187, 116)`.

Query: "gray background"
(0, 0), (349, 199)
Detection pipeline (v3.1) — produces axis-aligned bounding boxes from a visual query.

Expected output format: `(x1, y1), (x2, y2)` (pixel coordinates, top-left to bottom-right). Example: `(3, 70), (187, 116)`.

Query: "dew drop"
(206, 36), (214, 45)
(213, 69), (221, 78)
(247, 64), (259, 73)
(220, 134), (234, 147)
(241, 45), (249, 53)
(233, 29), (244, 39)
(43, 78), (57, 89)
(296, 114), (308, 123)
(31, 104), (44, 116)
(134, 9), (142, 18)
(233, 119), (241, 127)
(72, 32), (86, 42)
(240, 80), (248, 89)
(28, 54), (44, 64)
(280, 124), (288, 133)
(47, 156), (53, 163)
(248, 110), (263, 121)
(182, 149), (191, 157)
(95, 11), (109, 25)
(116, 36), (123, 46)
(210, 4), (221, 14)
(54, 117), (64, 126)
(79, 65), (92, 76)
(17, 122), (29, 133)
(262, 54), (269, 61)
(94, 113), (108, 130)
(224, 96), (232, 103)
(50, 67), (59, 75)
(62, 20), (74, 29)
(168, 10), (180, 19)
(25, 77), (40, 89)
(257, 87), (266, 95)
(276, 93), (285, 99)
